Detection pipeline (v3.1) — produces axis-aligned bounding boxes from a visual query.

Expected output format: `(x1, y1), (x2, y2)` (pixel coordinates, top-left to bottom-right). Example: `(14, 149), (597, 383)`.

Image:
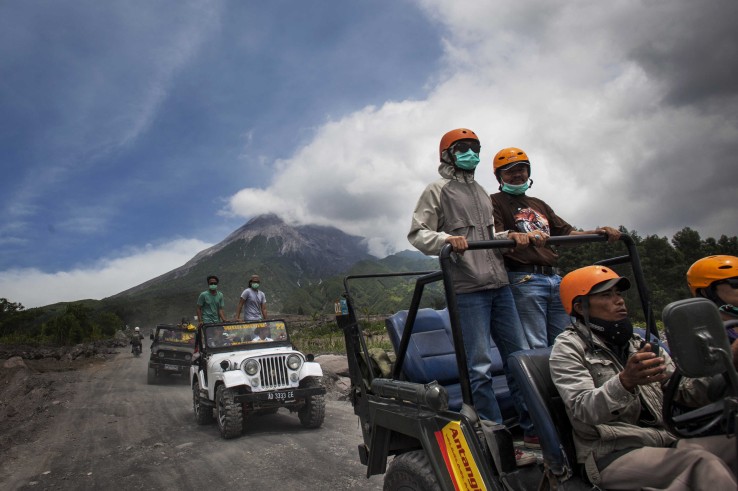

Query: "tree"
(0, 298), (24, 315)
(671, 227), (703, 267)
(96, 311), (124, 337)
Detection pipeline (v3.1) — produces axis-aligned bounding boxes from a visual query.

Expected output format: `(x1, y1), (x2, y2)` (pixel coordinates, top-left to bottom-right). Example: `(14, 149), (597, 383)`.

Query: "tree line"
(0, 299), (124, 345)
(555, 226), (738, 322)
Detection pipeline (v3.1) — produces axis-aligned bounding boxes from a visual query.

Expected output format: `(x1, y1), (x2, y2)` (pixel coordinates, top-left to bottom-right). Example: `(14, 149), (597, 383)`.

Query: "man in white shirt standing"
(236, 274), (267, 321)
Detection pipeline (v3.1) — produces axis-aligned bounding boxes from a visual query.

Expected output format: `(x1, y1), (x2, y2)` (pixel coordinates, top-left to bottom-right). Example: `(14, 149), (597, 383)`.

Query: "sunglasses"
(451, 140), (480, 154)
(718, 278), (738, 289)
(209, 282), (218, 286)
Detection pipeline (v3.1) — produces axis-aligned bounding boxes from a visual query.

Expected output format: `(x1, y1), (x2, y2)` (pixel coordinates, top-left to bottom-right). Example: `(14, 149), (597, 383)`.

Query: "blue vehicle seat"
(634, 327), (669, 354)
(509, 347), (588, 489)
(385, 308), (514, 420)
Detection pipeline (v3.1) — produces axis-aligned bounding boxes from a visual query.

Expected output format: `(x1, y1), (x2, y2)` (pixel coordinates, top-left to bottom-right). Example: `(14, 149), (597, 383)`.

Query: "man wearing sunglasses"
(490, 148), (620, 358)
(408, 128), (541, 466)
(688, 255), (738, 342)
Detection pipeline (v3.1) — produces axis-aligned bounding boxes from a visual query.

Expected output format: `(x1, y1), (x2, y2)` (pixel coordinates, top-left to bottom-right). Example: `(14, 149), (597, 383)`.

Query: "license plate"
(267, 390), (295, 402)
(164, 364), (180, 371)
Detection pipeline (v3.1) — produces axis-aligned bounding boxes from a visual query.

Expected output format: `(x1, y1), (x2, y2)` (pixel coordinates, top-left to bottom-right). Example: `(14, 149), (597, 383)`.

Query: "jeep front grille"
(161, 350), (190, 360)
(257, 355), (289, 389)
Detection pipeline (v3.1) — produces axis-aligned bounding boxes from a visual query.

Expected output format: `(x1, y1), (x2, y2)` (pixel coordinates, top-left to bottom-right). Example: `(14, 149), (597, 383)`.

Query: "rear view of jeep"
(148, 323), (196, 384)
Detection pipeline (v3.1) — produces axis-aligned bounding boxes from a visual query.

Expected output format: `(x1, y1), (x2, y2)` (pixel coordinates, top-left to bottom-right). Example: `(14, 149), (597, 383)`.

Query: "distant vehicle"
(190, 319), (326, 439)
(148, 323), (196, 384)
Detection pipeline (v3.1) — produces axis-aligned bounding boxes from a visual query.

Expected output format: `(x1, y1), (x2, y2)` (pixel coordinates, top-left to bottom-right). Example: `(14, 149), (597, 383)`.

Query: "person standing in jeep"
(490, 147), (620, 355)
(408, 128), (539, 466)
(196, 275), (226, 325)
(235, 274), (267, 321)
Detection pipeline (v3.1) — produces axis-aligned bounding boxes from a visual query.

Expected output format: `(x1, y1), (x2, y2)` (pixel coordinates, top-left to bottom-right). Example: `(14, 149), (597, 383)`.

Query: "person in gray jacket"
(550, 265), (736, 489)
(408, 127), (543, 464)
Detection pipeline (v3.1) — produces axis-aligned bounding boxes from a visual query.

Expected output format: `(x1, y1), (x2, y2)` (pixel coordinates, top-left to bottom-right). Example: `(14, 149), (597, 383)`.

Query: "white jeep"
(190, 319), (326, 439)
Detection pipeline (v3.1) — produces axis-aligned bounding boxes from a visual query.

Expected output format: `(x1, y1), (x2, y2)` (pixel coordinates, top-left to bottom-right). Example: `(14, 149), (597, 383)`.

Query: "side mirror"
(662, 298), (734, 378)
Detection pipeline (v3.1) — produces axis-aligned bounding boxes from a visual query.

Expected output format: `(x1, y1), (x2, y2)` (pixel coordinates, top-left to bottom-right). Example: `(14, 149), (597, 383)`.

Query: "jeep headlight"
(158, 351), (166, 358)
(287, 354), (302, 371)
(184, 354), (192, 361)
(243, 359), (259, 376)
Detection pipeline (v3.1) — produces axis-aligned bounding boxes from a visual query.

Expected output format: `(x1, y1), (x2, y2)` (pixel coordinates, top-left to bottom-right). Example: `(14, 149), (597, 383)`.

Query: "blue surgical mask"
(501, 180), (531, 195)
(251, 283), (260, 289)
(454, 150), (480, 171)
(209, 284), (218, 291)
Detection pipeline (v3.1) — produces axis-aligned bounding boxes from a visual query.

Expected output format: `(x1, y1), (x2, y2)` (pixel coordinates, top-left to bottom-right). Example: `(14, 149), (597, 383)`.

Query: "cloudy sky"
(1, 0), (737, 308)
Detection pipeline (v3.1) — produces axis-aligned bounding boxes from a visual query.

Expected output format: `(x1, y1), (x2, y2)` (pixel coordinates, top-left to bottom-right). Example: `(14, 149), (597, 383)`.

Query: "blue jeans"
(508, 272), (571, 349)
(456, 287), (534, 436)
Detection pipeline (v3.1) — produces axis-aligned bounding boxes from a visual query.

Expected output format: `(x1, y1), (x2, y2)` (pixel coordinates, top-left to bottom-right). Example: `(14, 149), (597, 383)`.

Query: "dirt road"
(2, 351), (383, 490)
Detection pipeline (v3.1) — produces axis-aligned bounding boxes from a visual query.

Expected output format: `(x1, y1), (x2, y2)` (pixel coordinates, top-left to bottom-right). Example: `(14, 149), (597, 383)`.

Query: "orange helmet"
(439, 128), (479, 160)
(686, 255), (738, 296)
(493, 147), (530, 175)
(560, 265), (631, 315)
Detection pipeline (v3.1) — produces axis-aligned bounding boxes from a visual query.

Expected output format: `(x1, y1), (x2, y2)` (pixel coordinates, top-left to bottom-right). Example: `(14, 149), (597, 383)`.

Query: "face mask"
(454, 150), (480, 171)
(589, 316), (633, 347)
(251, 283), (260, 289)
(209, 284), (218, 291)
(501, 181), (531, 195)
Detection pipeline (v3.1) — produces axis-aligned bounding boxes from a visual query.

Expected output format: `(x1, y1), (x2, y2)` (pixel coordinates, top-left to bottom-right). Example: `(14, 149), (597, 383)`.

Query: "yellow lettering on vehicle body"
(434, 421), (486, 490)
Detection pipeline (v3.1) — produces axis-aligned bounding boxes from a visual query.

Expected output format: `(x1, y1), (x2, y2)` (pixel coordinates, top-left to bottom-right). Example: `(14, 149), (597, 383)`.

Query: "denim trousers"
(456, 286), (534, 435)
(508, 272), (571, 349)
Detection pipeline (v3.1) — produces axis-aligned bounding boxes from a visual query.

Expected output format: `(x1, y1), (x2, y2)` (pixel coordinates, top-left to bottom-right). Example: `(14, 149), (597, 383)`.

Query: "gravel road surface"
(2, 351), (383, 490)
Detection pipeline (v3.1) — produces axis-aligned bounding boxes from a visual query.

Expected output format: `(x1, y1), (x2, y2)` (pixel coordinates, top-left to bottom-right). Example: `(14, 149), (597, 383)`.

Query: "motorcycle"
(132, 344), (142, 357)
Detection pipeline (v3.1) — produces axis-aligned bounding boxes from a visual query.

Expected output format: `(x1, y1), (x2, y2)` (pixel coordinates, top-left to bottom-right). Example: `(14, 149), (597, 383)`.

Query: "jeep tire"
(298, 377), (325, 428)
(384, 450), (439, 491)
(193, 378), (213, 425)
(216, 384), (243, 439)
(147, 367), (157, 385)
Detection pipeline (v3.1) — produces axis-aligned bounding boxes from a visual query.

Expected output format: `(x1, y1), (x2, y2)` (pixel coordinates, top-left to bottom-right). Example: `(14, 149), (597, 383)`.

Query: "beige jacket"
(550, 321), (712, 484)
(408, 163), (509, 293)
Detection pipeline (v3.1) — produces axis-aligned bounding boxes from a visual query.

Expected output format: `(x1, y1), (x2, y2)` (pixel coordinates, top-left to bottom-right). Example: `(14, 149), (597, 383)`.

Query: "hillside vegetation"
(2, 225), (736, 346)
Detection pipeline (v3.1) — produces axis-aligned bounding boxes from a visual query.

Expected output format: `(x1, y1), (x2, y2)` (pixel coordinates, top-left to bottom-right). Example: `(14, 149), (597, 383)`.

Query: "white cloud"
(0, 238), (211, 309)
(227, 0), (738, 254)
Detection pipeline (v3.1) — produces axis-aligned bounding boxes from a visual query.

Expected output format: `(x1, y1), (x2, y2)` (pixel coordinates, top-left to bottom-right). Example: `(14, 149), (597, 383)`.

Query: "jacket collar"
(438, 162), (475, 182)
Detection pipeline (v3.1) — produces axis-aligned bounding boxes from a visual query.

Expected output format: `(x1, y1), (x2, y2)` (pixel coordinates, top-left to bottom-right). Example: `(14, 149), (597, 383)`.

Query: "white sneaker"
(515, 448), (537, 467)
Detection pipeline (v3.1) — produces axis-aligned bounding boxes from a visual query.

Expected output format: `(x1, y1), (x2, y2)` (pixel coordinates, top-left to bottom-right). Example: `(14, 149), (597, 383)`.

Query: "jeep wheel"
(216, 385), (243, 439)
(147, 367), (157, 385)
(384, 450), (439, 491)
(298, 377), (325, 428)
(192, 378), (213, 425)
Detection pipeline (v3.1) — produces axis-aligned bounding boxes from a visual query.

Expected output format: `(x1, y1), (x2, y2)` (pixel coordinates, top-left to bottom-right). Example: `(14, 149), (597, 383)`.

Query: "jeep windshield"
(203, 320), (289, 350)
(154, 325), (197, 346)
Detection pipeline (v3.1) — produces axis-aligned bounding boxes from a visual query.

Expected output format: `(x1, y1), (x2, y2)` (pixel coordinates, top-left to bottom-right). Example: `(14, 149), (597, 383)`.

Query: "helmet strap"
(577, 297), (598, 353)
(703, 285), (727, 307)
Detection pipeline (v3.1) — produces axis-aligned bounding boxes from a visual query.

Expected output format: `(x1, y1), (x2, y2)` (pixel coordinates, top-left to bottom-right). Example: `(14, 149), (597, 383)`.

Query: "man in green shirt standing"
(196, 275), (226, 325)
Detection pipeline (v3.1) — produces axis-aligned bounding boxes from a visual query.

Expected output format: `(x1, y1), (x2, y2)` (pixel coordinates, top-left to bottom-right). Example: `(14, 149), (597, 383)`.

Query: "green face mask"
(251, 283), (260, 289)
(501, 181), (531, 195)
(454, 150), (480, 171)
(209, 284), (218, 291)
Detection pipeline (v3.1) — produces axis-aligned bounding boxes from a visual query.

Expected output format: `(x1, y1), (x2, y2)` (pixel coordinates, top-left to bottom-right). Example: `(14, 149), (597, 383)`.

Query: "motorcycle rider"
(130, 327), (144, 355)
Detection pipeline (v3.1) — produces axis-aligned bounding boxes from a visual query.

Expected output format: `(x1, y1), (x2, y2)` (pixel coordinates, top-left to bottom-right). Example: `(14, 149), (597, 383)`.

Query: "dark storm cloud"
(625, 0), (738, 108)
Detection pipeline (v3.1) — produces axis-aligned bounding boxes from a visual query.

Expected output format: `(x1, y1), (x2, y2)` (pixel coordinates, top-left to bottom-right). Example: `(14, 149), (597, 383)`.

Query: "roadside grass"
(288, 315), (393, 355)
